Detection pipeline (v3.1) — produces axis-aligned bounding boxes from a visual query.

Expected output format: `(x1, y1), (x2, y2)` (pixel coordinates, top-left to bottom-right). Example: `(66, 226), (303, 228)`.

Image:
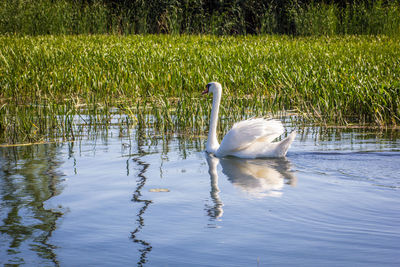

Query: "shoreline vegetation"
(0, 1), (399, 144)
(0, 0), (399, 36)
(1, 35), (399, 144)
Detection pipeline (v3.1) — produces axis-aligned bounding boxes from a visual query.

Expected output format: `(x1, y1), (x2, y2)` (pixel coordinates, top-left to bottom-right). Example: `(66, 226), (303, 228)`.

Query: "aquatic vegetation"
(0, 35), (399, 144)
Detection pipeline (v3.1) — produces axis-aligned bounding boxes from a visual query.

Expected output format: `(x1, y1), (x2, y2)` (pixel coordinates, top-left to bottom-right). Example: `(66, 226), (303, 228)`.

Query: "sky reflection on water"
(1, 125), (400, 266)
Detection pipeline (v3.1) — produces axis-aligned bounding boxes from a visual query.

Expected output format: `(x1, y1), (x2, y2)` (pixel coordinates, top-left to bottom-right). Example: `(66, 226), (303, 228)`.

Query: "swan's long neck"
(206, 86), (221, 154)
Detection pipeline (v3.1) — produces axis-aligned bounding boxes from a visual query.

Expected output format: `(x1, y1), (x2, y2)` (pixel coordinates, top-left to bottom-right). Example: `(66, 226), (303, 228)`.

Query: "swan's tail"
(276, 131), (296, 157)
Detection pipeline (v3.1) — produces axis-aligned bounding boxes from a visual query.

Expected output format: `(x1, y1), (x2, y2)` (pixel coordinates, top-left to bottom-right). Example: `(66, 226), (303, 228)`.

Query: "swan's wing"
(218, 118), (284, 155)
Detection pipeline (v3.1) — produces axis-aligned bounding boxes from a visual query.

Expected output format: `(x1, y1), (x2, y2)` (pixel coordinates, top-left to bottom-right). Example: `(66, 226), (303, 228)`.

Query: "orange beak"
(202, 88), (209, 95)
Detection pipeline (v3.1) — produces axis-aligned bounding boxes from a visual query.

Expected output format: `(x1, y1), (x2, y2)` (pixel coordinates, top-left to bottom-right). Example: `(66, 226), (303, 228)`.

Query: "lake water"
(1, 122), (399, 266)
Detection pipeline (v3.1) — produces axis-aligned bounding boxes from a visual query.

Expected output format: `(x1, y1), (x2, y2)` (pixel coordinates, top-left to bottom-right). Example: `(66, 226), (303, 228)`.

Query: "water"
(1, 124), (399, 266)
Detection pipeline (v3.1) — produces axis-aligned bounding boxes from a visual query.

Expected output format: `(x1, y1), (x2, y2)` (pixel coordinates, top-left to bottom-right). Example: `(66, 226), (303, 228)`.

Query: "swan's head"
(202, 82), (222, 95)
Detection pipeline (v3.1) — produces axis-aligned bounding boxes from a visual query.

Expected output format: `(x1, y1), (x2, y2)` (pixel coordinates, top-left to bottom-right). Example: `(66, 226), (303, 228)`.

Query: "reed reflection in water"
(206, 154), (297, 219)
(130, 157), (153, 266)
(0, 144), (65, 266)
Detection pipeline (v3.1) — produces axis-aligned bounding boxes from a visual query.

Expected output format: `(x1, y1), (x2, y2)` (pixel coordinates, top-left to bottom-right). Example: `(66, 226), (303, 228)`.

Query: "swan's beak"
(202, 88), (209, 95)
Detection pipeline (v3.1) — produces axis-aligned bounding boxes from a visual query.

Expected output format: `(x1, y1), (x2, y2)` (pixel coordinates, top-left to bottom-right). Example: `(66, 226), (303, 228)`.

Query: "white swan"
(202, 82), (296, 158)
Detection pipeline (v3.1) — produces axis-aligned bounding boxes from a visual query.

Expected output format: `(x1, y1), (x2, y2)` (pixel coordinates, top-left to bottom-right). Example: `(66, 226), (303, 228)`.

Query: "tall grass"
(289, 2), (339, 36)
(0, 0), (112, 35)
(0, 35), (399, 144)
(340, 0), (400, 35)
(0, 0), (399, 35)
(288, 0), (400, 36)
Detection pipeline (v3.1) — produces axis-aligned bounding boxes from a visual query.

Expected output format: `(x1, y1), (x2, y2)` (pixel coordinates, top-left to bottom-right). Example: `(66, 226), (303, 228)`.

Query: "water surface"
(1, 124), (399, 266)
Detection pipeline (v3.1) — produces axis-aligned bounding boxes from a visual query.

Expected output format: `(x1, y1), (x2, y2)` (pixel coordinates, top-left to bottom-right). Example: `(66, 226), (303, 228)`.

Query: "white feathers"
(217, 118), (284, 155)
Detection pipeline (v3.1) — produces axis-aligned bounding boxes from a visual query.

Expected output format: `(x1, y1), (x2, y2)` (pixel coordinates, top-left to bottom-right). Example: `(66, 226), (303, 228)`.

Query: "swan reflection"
(220, 156), (296, 198)
(206, 154), (297, 218)
(205, 154), (224, 219)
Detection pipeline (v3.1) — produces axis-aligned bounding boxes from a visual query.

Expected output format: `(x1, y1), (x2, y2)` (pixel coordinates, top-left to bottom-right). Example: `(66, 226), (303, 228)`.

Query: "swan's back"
(216, 118), (285, 157)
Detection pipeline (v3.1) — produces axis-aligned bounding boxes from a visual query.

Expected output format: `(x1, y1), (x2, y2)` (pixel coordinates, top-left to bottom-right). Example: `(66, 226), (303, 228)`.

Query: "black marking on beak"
(202, 83), (211, 95)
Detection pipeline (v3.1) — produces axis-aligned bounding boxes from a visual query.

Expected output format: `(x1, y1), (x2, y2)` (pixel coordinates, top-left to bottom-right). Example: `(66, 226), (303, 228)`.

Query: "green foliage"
(0, 0), (111, 35)
(341, 0), (400, 35)
(289, 1), (339, 36)
(0, 0), (399, 35)
(1, 35), (399, 143)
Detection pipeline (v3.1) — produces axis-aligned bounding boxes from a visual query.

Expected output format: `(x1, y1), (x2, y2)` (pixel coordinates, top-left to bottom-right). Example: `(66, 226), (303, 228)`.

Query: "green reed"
(1, 0), (400, 36)
(0, 34), (399, 144)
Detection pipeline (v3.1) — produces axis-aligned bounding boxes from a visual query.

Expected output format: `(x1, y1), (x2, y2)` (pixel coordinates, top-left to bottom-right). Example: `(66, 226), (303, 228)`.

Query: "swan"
(202, 82), (296, 158)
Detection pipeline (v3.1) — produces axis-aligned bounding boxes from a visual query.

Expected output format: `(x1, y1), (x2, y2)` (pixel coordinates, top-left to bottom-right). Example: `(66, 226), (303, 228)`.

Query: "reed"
(1, 0), (399, 36)
(0, 34), (399, 144)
